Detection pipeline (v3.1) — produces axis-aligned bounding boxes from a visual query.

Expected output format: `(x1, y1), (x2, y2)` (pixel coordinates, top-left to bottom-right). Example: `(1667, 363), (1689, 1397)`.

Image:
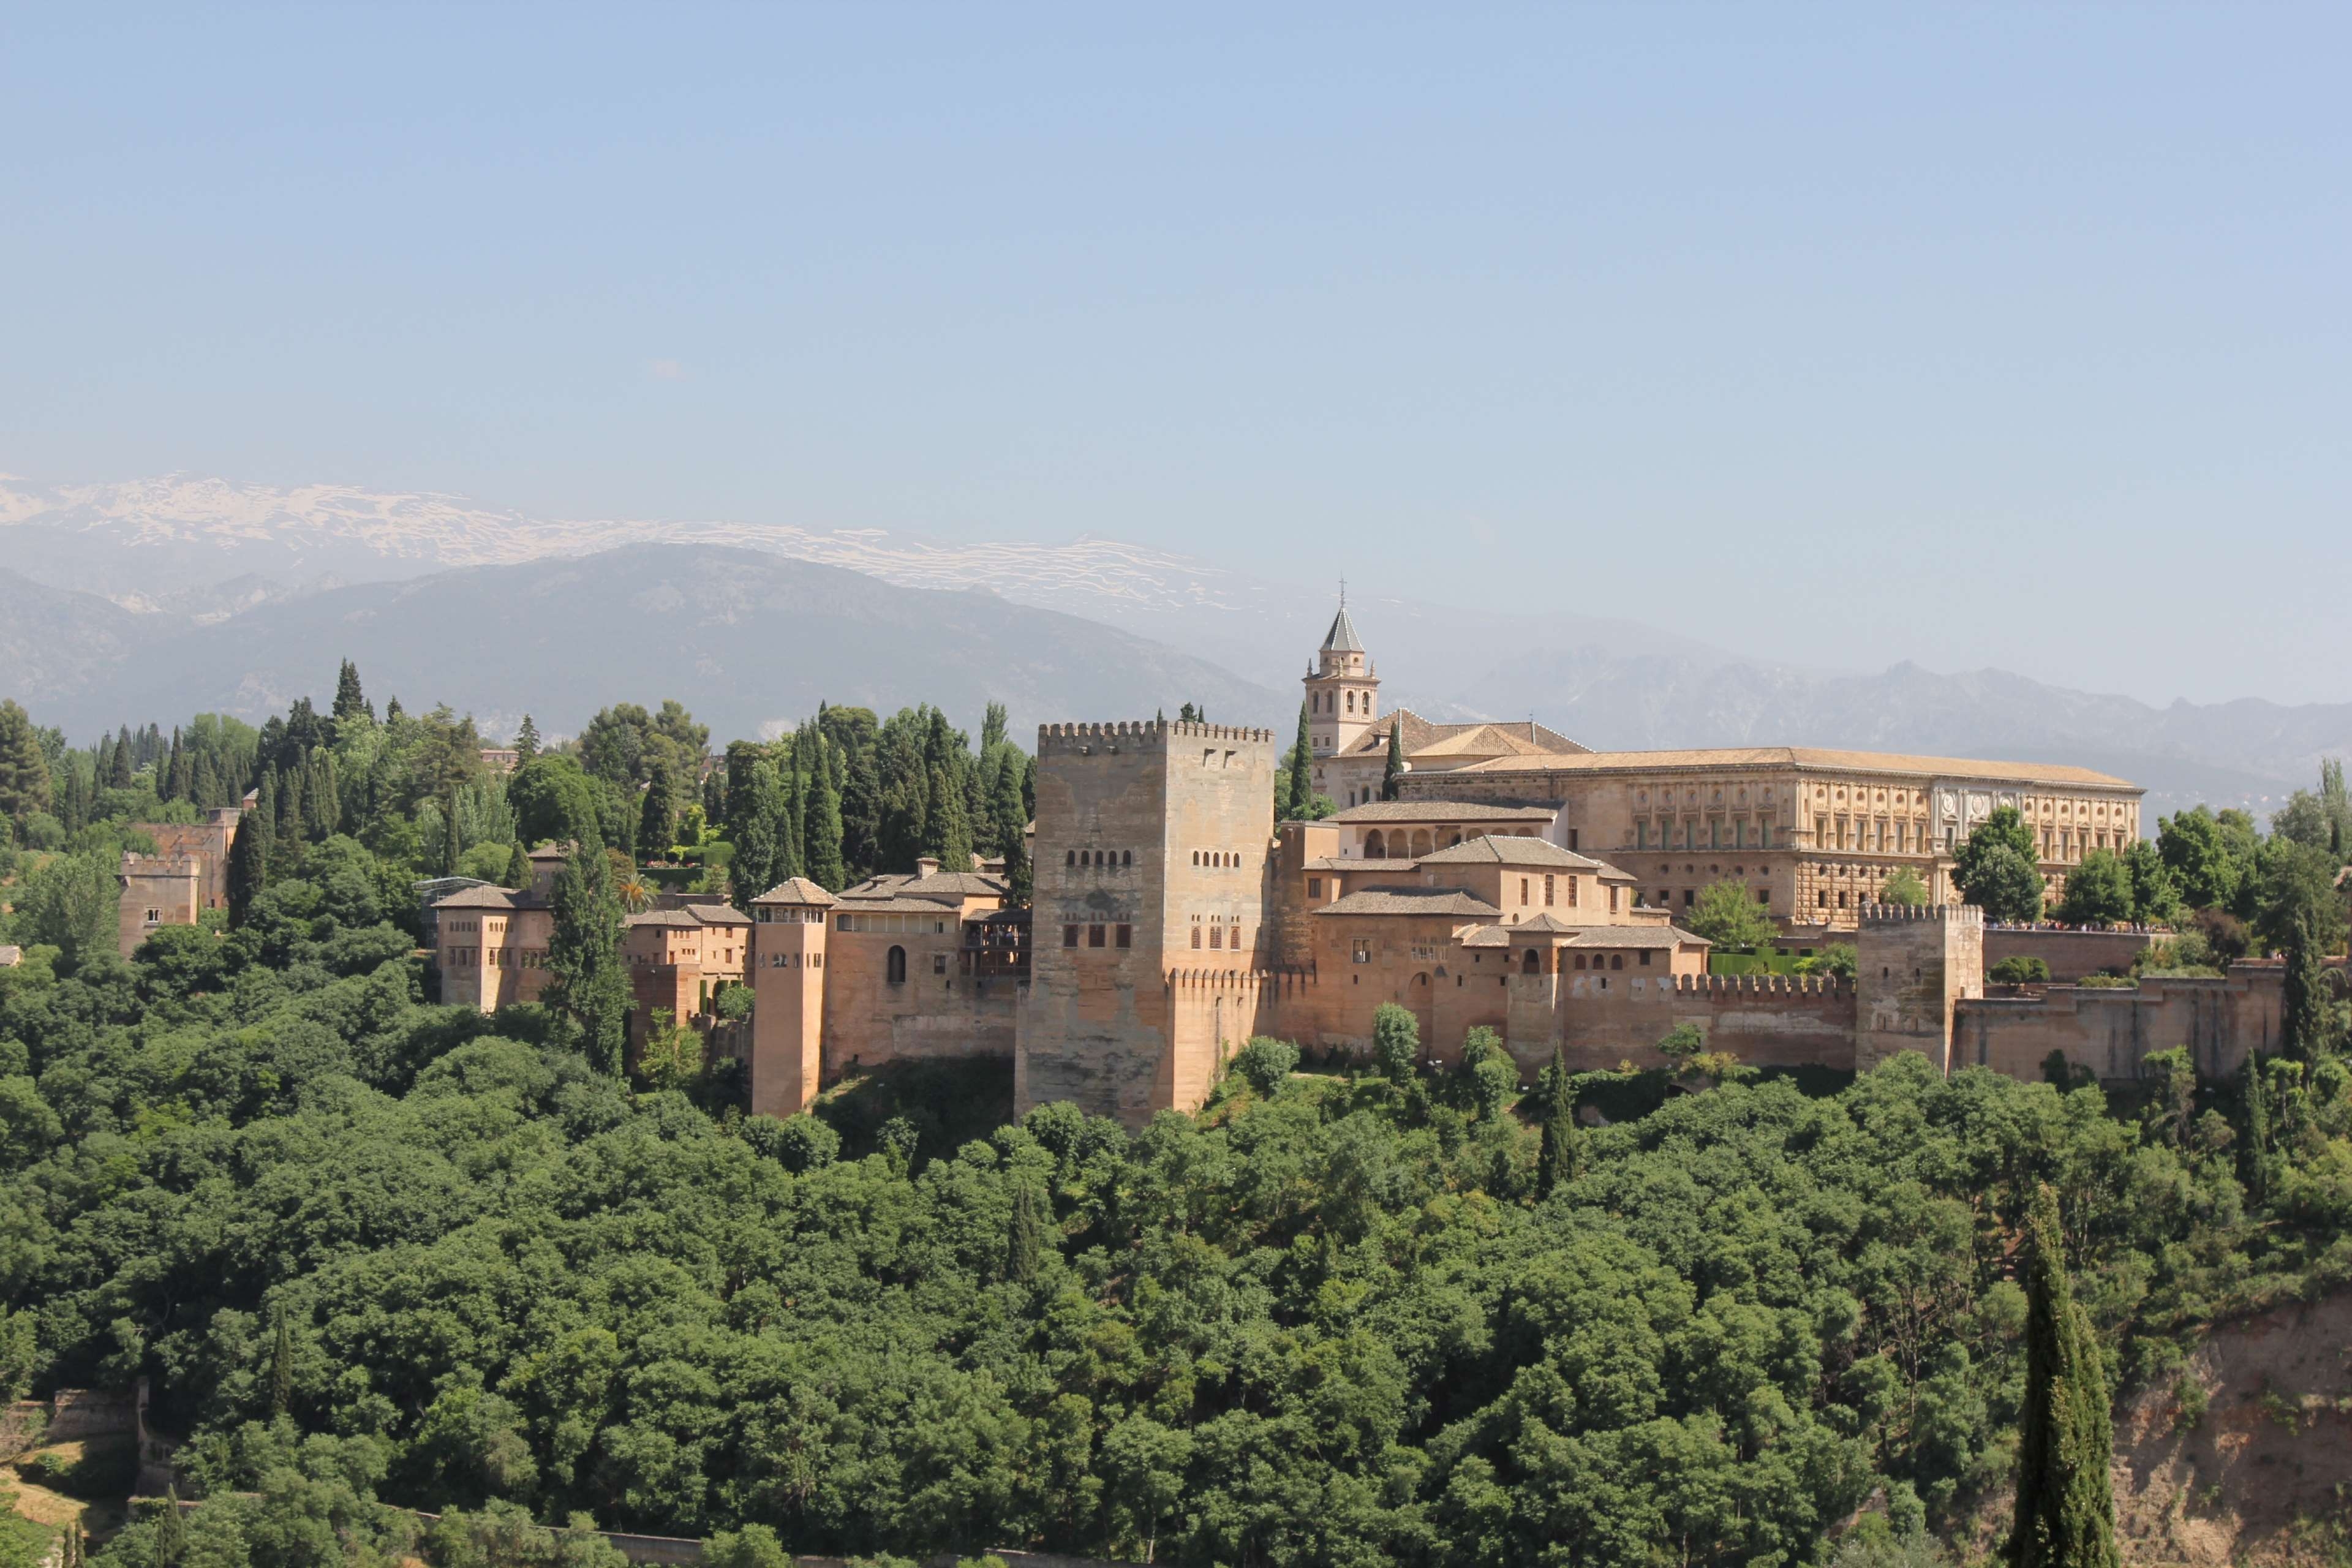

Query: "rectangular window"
(1760, 823), (1772, 848)
(837, 914), (851, 930)
(1063, 924), (1080, 948)
(1520, 877), (1530, 903)
(1608, 886), (1619, 913)
(1088, 924), (1106, 948)
(1568, 829), (1579, 851)
(1544, 875), (1555, 906)
(1634, 821), (1646, 850)
(1209, 926), (1223, 949)
(1569, 876), (1580, 908)
(1115, 924), (1132, 949)
(1191, 927), (1202, 949)
(1682, 889), (1695, 908)
(1307, 876), (1323, 899)
(1352, 938), (1372, 964)
(1639, 950), (1653, 966)
(933, 953), (947, 975)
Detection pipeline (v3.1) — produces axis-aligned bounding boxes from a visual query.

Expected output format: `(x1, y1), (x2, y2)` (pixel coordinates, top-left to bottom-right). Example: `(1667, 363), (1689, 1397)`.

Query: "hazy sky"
(5, 6), (2346, 706)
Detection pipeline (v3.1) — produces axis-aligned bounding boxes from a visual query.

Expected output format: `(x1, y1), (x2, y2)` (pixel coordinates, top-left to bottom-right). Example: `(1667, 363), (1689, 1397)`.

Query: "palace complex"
(117, 600), (2302, 1129)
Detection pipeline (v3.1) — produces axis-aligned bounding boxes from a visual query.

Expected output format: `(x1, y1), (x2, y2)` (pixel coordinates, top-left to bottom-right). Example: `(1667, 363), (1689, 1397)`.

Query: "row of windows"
(765, 951), (825, 969)
(755, 907), (822, 923)
(1189, 925), (1247, 950)
(1637, 820), (1776, 851)
(1193, 850), (1245, 868)
(629, 948), (737, 967)
(1656, 887), (1771, 909)
(1061, 924), (1135, 949)
(1307, 688), (1371, 715)
(836, 913), (952, 933)
(445, 947), (550, 970)
(1067, 848), (1132, 868)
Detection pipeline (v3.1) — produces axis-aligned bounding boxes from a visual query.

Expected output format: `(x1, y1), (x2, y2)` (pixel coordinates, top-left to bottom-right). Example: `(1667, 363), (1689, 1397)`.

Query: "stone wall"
(1954, 962), (2288, 1084)
(1855, 905), (1983, 1073)
(822, 924), (1019, 1077)
(1982, 925), (2159, 982)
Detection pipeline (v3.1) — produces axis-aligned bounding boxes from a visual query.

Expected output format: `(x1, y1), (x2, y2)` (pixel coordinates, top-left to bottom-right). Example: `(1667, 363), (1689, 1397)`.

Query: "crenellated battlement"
(1859, 903), (1983, 926)
(1036, 720), (1276, 752)
(1672, 972), (1855, 998)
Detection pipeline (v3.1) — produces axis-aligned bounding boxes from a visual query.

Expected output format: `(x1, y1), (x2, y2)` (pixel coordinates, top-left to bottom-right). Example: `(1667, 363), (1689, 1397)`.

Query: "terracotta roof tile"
(1417, 835), (1607, 869)
(1316, 888), (1502, 918)
(1444, 745), (2138, 790)
(751, 877), (838, 907)
(1325, 799), (1558, 824)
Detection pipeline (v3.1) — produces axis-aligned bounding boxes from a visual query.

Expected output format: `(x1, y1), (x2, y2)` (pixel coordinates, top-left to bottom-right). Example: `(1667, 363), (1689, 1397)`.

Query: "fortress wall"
(1543, 971), (1860, 1075)
(1956, 964), (2284, 1084)
(823, 924), (1019, 1077)
(1982, 926), (2160, 981)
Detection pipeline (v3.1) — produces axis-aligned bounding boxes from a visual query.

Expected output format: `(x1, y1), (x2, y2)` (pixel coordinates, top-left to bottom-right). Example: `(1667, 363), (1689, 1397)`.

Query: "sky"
(3, 5), (2347, 706)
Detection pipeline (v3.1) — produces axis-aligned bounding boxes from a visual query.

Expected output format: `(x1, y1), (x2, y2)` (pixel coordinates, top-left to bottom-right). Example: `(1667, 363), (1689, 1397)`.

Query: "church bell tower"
(1302, 596), (1379, 790)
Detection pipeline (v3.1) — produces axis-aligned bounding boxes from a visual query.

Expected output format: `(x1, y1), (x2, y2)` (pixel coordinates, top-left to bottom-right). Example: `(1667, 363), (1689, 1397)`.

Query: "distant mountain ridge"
(3, 469), (2346, 822)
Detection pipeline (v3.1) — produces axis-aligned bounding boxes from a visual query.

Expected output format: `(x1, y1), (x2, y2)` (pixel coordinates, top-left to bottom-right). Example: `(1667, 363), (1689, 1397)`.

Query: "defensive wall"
(1981, 925), (2161, 981)
(1956, 962), (2291, 1083)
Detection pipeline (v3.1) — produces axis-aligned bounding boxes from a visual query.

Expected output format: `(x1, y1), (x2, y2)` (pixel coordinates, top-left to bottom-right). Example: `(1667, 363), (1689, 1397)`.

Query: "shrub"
(1232, 1036), (1300, 1098)
(1989, 956), (2052, 984)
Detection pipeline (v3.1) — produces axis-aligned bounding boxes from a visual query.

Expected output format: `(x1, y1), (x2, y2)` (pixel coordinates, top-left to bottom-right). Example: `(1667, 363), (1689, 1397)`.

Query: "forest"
(1, 674), (2350, 1567)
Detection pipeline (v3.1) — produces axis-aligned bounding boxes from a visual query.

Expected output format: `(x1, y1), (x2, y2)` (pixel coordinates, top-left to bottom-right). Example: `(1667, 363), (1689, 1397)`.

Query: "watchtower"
(748, 878), (836, 1117)
(1855, 903), (1984, 1074)
(1017, 719), (1279, 1126)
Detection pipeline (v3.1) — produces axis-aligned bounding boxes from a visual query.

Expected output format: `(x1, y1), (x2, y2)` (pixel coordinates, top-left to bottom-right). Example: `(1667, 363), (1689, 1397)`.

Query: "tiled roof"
(1565, 925), (1707, 949)
(1341, 710), (1587, 760)
(1458, 925), (1513, 948)
(1321, 603), (1365, 653)
(1302, 858), (1425, 873)
(527, 843), (573, 861)
(433, 886), (519, 910)
(835, 897), (966, 917)
(1446, 745), (2138, 790)
(625, 910), (701, 929)
(1325, 800), (1558, 824)
(1317, 888), (1502, 918)
(686, 903), (752, 925)
(752, 877), (839, 907)
(1417, 835), (1605, 869)
(839, 869), (1009, 905)
(1510, 913), (1582, 934)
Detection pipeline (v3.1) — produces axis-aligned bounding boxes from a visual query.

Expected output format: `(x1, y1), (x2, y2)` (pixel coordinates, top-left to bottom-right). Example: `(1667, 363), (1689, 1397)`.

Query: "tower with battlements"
(1016, 719), (1279, 1125)
(1855, 903), (1984, 1073)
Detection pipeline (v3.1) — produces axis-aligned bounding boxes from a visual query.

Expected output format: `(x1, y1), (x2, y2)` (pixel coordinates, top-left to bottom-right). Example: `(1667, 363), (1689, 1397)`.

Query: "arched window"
(1345, 692), (1354, 713)
(886, 946), (907, 983)
(1365, 829), (1386, 858)
(1523, 949), (1540, 974)
(1123, 850), (1132, 866)
(1411, 829), (1431, 857)
(1066, 850), (1076, 866)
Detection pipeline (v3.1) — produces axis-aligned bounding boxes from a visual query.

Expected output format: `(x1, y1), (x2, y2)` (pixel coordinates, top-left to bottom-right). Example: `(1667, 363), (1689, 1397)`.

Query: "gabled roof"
(752, 877), (839, 907)
(1510, 913), (1583, 934)
(1317, 888), (1502, 918)
(1340, 709), (1588, 761)
(1417, 835), (1605, 869)
(1325, 800), (1558, 824)
(1566, 925), (1708, 949)
(686, 903), (751, 926)
(1321, 603), (1365, 653)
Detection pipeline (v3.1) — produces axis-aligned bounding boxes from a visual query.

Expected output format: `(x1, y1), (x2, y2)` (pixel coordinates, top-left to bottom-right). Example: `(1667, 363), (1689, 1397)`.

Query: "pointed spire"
(1320, 597), (1365, 654)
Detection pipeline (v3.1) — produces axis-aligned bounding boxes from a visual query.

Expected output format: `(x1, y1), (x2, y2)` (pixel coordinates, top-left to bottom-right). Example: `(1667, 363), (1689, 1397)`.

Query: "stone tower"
(1016, 719), (1278, 1126)
(748, 877), (837, 1117)
(1855, 903), (1984, 1074)
(1303, 598), (1379, 773)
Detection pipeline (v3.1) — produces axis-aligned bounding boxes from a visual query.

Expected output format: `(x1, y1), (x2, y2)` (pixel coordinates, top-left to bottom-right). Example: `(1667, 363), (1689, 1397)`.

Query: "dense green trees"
(1954, 807), (2045, 924)
(1686, 878), (1778, 948)
(0, 701), (51, 822)
(2055, 849), (2133, 925)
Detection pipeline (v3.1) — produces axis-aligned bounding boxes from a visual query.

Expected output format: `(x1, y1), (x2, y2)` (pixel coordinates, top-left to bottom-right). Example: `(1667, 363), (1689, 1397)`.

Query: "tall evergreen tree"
(1006, 1178), (1045, 1284)
(839, 742), (884, 882)
(804, 750), (848, 892)
(440, 793), (462, 876)
(1536, 1047), (1580, 1197)
(2281, 911), (2334, 1061)
(0, 699), (51, 821)
(513, 714), (541, 763)
(163, 728), (187, 802)
(1381, 720), (1406, 801)
(228, 791), (271, 925)
(504, 841), (530, 889)
(639, 761), (679, 853)
(332, 660), (369, 725)
(2239, 1050), (2272, 1205)
(981, 701), (1009, 753)
(109, 725), (135, 788)
(549, 831), (631, 1075)
(269, 1305), (293, 1417)
(778, 764), (805, 880)
(927, 764), (972, 869)
(987, 751), (1028, 870)
(154, 1486), (186, 1568)
(1283, 703), (1315, 820)
(2008, 1185), (2120, 1568)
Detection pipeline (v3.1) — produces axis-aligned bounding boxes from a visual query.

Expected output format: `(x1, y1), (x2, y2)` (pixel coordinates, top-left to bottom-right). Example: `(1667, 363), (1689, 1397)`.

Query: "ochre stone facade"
(115, 805), (246, 957)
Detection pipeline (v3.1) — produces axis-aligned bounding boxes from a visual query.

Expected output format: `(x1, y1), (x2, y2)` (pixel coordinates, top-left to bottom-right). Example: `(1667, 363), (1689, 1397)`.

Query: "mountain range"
(3, 470), (2346, 823)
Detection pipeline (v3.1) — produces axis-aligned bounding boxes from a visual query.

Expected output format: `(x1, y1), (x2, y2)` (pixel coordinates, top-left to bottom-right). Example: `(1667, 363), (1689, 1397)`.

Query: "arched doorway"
(1411, 829), (1433, 857)
(1364, 829), (1387, 858)
(1521, 949), (1540, 975)
(886, 945), (907, 984)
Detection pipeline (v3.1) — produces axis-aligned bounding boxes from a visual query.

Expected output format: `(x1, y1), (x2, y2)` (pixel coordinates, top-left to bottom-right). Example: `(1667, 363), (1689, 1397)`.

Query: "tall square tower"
(1017, 719), (1278, 1126)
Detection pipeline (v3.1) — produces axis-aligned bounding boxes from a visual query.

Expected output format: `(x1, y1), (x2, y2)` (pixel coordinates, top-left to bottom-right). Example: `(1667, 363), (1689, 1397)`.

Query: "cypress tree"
(268, 1305), (293, 1417)
(777, 766), (804, 880)
(839, 744), (883, 882)
(154, 1487), (187, 1568)
(805, 752), (848, 892)
(93, 733), (115, 793)
(503, 841), (530, 888)
(332, 660), (367, 724)
(2008, 1185), (2120, 1568)
(549, 830), (631, 1076)
(1283, 703), (1315, 820)
(2239, 1051), (2272, 1205)
(1006, 1178), (1044, 1284)
(639, 761), (677, 853)
(928, 763), (972, 870)
(278, 764), (304, 841)
(110, 725), (135, 788)
(2282, 912), (2332, 1061)
(1381, 721), (1406, 801)
(1536, 1047), (1580, 1197)
(233, 779), (276, 921)
(440, 793), (462, 876)
(987, 752), (1028, 871)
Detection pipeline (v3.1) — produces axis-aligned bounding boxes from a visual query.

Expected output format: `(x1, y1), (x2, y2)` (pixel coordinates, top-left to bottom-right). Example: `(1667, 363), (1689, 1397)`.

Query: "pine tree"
(333, 660), (369, 725)
(0, 699), (51, 821)
(805, 752), (847, 892)
(269, 1305), (293, 1417)
(2008, 1185), (2120, 1568)
(1381, 721), (1406, 801)
(1536, 1047), (1580, 1197)
(1006, 1178), (1044, 1284)
(514, 714), (541, 763)
(549, 831), (631, 1076)
(1283, 703), (1315, 820)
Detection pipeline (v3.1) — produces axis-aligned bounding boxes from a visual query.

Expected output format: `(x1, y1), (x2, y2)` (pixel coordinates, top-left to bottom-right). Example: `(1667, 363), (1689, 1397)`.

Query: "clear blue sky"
(4, 6), (2346, 705)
